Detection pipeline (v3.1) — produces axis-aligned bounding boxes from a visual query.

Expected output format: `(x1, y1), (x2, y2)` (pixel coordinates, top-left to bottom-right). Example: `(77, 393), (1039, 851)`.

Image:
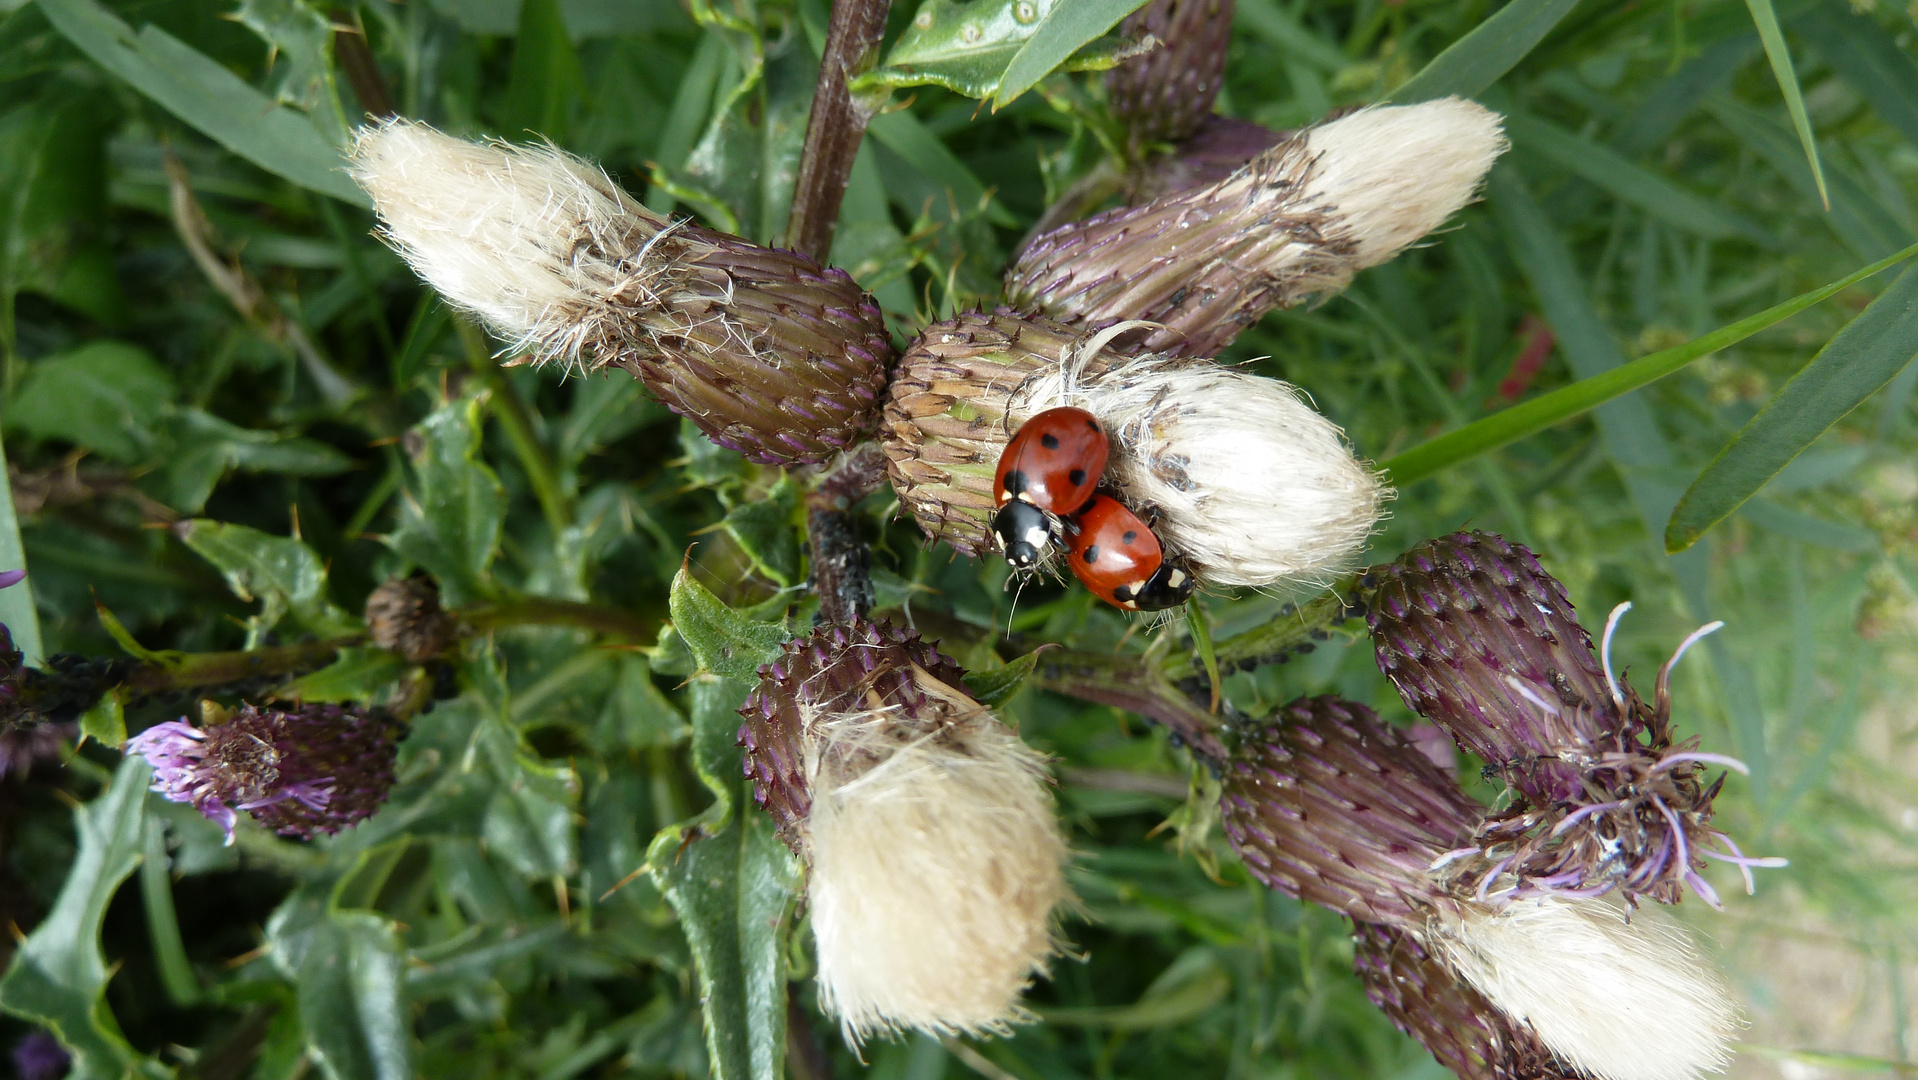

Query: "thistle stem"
(457, 597), (663, 640)
(785, 0), (893, 262)
(121, 636), (362, 693)
(1035, 646), (1229, 766)
(331, 9), (396, 119)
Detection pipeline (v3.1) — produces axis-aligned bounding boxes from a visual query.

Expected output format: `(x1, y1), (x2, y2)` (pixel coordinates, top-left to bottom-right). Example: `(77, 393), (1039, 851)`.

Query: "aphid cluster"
(990, 407), (1194, 611)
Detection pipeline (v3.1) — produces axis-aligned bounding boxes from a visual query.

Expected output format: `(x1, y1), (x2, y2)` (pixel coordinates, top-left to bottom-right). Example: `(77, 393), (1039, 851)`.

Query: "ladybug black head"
(992, 501), (1056, 569)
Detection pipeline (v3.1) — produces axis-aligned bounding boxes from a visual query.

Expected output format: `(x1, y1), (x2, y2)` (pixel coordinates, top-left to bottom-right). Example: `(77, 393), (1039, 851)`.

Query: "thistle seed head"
(736, 619), (1071, 1044)
(883, 311), (1385, 589)
(126, 702), (402, 841)
(348, 120), (893, 465)
(1007, 99), (1507, 358)
(1366, 531), (1779, 908)
(1218, 695), (1479, 929)
(1105, 0), (1237, 152)
(365, 574), (455, 664)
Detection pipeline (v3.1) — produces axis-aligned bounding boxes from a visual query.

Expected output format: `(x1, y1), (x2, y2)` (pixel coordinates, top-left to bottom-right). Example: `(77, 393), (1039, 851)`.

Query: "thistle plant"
(2, 1), (1912, 1079)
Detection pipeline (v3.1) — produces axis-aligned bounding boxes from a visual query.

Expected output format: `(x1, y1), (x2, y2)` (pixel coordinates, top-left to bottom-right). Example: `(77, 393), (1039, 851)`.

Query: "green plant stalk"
(1034, 646), (1228, 764)
(1164, 587), (1362, 678)
(456, 318), (574, 536)
(457, 597), (664, 641)
(120, 636), (362, 693)
(1381, 240), (1918, 485)
(141, 819), (200, 1007)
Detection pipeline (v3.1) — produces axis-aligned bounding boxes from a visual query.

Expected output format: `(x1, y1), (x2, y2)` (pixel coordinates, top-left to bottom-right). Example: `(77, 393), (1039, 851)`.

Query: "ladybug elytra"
(1065, 496), (1195, 612)
(991, 406), (1110, 567)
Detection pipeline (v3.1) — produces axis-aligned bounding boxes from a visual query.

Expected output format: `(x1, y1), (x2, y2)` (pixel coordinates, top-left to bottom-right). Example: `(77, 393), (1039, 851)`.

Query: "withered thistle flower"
(736, 619), (1070, 1043)
(1366, 531), (1784, 908)
(882, 311), (1384, 589)
(1221, 695), (1738, 1080)
(126, 702), (402, 842)
(1006, 99), (1507, 358)
(365, 574), (456, 664)
(349, 120), (893, 466)
(1105, 0), (1236, 153)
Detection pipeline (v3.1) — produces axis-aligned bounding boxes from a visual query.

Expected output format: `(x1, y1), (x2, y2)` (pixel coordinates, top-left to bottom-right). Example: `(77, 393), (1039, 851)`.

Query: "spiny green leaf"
(7, 341), (175, 462)
(992, 0), (1152, 108)
(1743, 0), (1828, 209)
(963, 647), (1047, 707)
(0, 757), (152, 1079)
(386, 397), (506, 606)
(177, 519), (358, 644)
(721, 477), (801, 588)
(77, 690), (126, 749)
(296, 912), (412, 1080)
(667, 565), (787, 681)
(36, 0), (365, 204)
(231, 0), (335, 113)
(1667, 263), (1918, 552)
(1389, 0), (1580, 103)
(865, 0), (1145, 100)
(274, 647), (411, 705)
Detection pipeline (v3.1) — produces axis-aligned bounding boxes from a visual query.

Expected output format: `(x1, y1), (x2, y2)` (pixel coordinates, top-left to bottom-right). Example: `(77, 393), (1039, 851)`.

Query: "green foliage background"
(2, 0), (1918, 1078)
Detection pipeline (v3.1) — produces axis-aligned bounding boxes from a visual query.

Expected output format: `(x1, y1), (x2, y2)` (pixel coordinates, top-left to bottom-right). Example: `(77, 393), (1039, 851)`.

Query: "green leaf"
(1505, 113), (1774, 246)
(962, 648), (1046, 707)
(152, 408), (355, 514)
(992, 0), (1152, 108)
(0, 757), (151, 1078)
(231, 0), (335, 113)
(274, 647), (411, 704)
(1743, 0), (1828, 209)
(720, 477), (801, 587)
(36, 0), (366, 204)
(504, 0), (584, 141)
(386, 397), (507, 605)
(1389, 0), (1581, 103)
(77, 690), (126, 749)
(0, 432), (41, 664)
(296, 912), (413, 1080)
(646, 677), (797, 1080)
(666, 565), (787, 681)
(1796, 4), (1918, 152)
(866, 0), (1146, 100)
(177, 519), (358, 644)
(7, 341), (175, 462)
(1667, 263), (1918, 552)
(867, 110), (1015, 228)
(1706, 97), (1911, 261)
(1383, 240), (1918, 485)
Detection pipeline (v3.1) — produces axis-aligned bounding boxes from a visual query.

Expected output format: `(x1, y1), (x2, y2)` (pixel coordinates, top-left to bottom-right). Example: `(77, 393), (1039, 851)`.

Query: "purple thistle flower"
(126, 702), (401, 842)
(0, 568), (26, 590)
(0, 722), (71, 781)
(1365, 531), (1785, 908)
(11, 1030), (69, 1080)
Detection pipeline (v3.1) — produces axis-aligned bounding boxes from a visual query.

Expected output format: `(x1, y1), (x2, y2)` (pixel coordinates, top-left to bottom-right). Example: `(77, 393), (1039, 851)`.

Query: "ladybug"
(1064, 495), (1196, 612)
(992, 407), (1109, 567)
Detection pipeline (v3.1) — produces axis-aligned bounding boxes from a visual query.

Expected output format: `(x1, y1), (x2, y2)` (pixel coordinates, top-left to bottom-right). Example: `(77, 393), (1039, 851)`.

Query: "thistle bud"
(882, 311), (1384, 588)
(348, 120), (893, 466)
(1221, 695), (1739, 1080)
(1352, 922), (1570, 1080)
(1366, 531), (1782, 908)
(736, 619), (1070, 1043)
(365, 574), (455, 664)
(1105, 0), (1236, 152)
(126, 702), (402, 842)
(1006, 100), (1507, 358)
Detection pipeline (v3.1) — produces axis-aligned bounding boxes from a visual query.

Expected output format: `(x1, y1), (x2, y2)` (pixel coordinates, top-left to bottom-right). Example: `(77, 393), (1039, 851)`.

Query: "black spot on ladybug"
(1040, 433), (1060, 450)
(1086, 419), (1101, 433)
(1068, 468), (1086, 486)
(1113, 582), (1138, 602)
(1003, 469), (1027, 495)
(1083, 545), (1100, 564)
(1122, 530), (1137, 544)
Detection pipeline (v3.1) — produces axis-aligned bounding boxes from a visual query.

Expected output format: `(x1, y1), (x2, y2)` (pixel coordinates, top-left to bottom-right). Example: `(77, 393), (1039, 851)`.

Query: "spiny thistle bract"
(882, 310), (1385, 589)
(1366, 530), (1784, 907)
(348, 119), (893, 466)
(736, 619), (1070, 1045)
(126, 702), (402, 842)
(1006, 99), (1508, 358)
(1220, 695), (1738, 1080)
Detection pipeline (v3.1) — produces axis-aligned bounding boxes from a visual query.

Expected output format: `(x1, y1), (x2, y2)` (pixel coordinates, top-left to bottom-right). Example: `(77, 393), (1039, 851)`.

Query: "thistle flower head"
(1366, 531), (1782, 907)
(348, 120), (893, 466)
(10, 1030), (69, 1080)
(883, 311), (1385, 589)
(736, 619), (1071, 1044)
(126, 702), (401, 842)
(1007, 99), (1507, 358)
(365, 574), (455, 664)
(1105, 0), (1236, 152)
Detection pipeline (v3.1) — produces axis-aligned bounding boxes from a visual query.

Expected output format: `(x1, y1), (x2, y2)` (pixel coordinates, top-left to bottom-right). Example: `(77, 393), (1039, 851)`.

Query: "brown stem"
(332, 10), (396, 119)
(1034, 646), (1228, 766)
(806, 443), (885, 624)
(784, 0), (893, 262)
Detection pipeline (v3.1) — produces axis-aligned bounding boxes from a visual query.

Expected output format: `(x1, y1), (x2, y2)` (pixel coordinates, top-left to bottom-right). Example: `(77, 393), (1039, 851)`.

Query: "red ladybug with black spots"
(1065, 496), (1195, 612)
(991, 407), (1109, 567)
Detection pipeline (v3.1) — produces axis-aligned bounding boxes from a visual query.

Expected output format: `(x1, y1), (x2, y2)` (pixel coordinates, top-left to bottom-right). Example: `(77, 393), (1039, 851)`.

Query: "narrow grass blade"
(0, 433), (39, 664)
(1743, 0), (1828, 208)
(1383, 240), (1918, 485)
(1795, 6), (1918, 151)
(1389, 0), (1580, 103)
(994, 0), (1151, 108)
(1666, 262), (1918, 552)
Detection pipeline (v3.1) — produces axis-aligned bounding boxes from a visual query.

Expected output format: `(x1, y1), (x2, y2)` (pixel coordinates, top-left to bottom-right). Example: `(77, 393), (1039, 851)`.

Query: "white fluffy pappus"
(1431, 897), (1739, 1080)
(1299, 98), (1509, 268)
(347, 119), (640, 364)
(1011, 343), (1387, 589)
(805, 700), (1071, 1045)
